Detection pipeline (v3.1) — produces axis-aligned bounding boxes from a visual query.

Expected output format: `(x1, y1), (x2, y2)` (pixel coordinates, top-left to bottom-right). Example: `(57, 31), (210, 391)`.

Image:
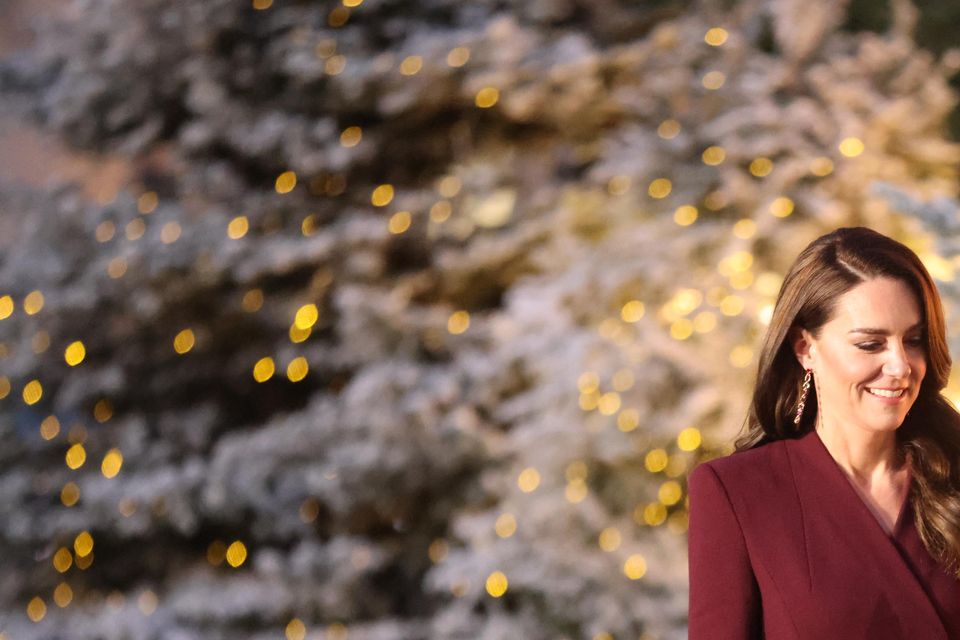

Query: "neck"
(815, 415), (905, 482)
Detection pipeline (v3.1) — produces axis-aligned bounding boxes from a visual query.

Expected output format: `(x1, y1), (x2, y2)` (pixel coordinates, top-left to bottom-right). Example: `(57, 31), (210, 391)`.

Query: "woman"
(687, 227), (960, 639)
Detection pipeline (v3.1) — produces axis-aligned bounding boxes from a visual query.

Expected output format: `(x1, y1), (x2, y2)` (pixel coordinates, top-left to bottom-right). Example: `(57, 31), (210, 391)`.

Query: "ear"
(791, 327), (817, 371)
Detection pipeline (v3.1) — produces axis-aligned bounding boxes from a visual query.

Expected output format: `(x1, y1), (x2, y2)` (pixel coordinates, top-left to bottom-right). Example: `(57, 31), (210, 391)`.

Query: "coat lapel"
(787, 429), (947, 639)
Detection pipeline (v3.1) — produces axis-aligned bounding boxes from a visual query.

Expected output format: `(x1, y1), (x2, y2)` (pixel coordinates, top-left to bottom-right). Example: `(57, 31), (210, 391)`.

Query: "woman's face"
(794, 277), (927, 435)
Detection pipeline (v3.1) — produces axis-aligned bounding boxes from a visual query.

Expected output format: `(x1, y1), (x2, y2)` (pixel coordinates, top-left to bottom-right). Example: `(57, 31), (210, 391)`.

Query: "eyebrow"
(847, 322), (925, 335)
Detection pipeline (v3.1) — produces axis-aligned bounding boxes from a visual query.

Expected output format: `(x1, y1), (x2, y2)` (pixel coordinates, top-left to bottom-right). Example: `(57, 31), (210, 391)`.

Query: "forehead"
(826, 277), (922, 330)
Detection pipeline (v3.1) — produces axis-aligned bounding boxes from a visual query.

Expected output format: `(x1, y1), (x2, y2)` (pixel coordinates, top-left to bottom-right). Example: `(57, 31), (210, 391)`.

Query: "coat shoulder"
(690, 438), (795, 502)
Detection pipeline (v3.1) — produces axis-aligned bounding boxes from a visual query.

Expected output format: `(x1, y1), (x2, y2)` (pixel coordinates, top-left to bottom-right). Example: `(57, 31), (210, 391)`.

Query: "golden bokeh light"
(702, 70), (725, 89)
(769, 196), (794, 218)
(227, 216), (249, 239)
(74, 531), (94, 557)
(61, 482), (80, 507)
(657, 119), (681, 139)
(839, 137), (865, 157)
(704, 27), (728, 46)
(701, 146), (726, 165)
(399, 55), (423, 76)
(41, 415), (61, 440)
(65, 340), (86, 366)
(494, 513), (517, 538)
(648, 178), (672, 199)
(673, 205), (697, 226)
(276, 171), (298, 194)
(53, 547), (73, 572)
(475, 87), (499, 108)
(242, 289), (264, 312)
(645, 448), (668, 473)
(23, 379), (43, 405)
(659, 480), (683, 505)
(253, 357), (276, 382)
(287, 356), (309, 382)
(447, 310), (470, 334)
(93, 399), (113, 423)
(447, 47), (470, 67)
(161, 221), (182, 244)
(371, 184), (394, 207)
(66, 443), (86, 469)
(677, 427), (702, 451)
(598, 526), (621, 551)
(27, 596), (46, 622)
(286, 618), (307, 640)
(388, 211), (412, 234)
(617, 408), (640, 432)
(620, 300), (645, 322)
(294, 304), (319, 330)
(485, 570), (508, 597)
(126, 218), (146, 241)
(749, 157), (773, 177)
(174, 329), (195, 354)
(624, 553), (648, 579)
(517, 467), (540, 492)
(138, 191), (158, 214)
(226, 540), (248, 567)
(53, 582), (73, 608)
(340, 126), (362, 147)
(101, 448), (123, 479)
(24, 290), (44, 314)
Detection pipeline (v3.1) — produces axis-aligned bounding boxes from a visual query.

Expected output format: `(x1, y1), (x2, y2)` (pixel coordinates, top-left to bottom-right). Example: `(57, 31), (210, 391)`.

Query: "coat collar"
(786, 428), (947, 639)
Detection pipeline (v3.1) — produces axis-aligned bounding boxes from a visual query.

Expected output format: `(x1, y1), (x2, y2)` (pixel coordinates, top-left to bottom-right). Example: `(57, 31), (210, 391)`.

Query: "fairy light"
(810, 156), (834, 176)
(66, 444), (86, 470)
(53, 582), (73, 608)
(447, 310), (469, 334)
(0, 295), (13, 320)
(704, 27), (728, 46)
(173, 329), (195, 354)
(598, 526), (621, 551)
(161, 221), (181, 244)
(61, 482), (80, 506)
(399, 55), (423, 76)
(276, 171), (297, 194)
(607, 175), (631, 195)
(648, 178), (672, 198)
(494, 513), (517, 538)
(475, 87), (499, 108)
(517, 467), (540, 492)
(769, 196), (794, 218)
(253, 357), (276, 382)
(620, 300), (645, 322)
(388, 211), (412, 234)
(371, 184), (394, 207)
(657, 119), (681, 139)
(227, 216), (249, 239)
(225, 540), (248, 567)
(485, 571), (508, 597)
(702, 71), (725, 89)
(701, 146), (726, 165)
(617, 408), (640, 432)
(340, 126), (362, 147)
(749, 157), (773, 177)
(126, 218), (146, 240)
(138, 192), (158, 214)
(673, 205), (697, 225)
(24, 290), (44, 314)
(101, 448), (123, 478)
(23, 379), (42, 405)
(294, 304), (319, 330)
(447, 47), (470, 67)
(645, 449), (668, 472)
(624, 554), (648, 579)
(95, 221), (116, 242)
(677, 427), (702, 451)
(286, 619), (307, 640)
(659, 480), (683, 505)
(839, 137), (864, 157)
(40, 415), (60, 440)
(287, 357), (309, 382)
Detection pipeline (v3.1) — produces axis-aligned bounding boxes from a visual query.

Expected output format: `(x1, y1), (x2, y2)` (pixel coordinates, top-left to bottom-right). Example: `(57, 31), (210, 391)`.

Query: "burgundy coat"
(687, 428), (960, 639)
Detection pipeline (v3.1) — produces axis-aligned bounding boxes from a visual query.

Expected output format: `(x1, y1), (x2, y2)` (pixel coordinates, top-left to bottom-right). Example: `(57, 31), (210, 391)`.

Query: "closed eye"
(855, 336), (925, 351)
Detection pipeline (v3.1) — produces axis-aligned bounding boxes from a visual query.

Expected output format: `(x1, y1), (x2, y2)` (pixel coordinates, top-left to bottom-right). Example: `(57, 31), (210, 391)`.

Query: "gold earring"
(794, 368), (812, 425)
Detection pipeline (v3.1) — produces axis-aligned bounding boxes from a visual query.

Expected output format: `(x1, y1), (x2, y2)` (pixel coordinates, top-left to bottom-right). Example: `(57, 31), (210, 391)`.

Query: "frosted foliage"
(0, 0), (957, 638)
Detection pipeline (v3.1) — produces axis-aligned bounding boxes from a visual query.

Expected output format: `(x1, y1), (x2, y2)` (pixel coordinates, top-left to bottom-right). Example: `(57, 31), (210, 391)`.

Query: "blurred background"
(0, 0), (959, 638)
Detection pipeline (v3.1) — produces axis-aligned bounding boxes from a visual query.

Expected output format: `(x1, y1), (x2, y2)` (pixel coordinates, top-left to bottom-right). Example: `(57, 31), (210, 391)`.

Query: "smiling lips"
(866, 387), (906, 398)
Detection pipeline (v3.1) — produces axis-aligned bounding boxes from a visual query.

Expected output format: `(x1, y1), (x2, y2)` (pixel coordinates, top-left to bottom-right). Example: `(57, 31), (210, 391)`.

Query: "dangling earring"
(794, 368), (812, 425)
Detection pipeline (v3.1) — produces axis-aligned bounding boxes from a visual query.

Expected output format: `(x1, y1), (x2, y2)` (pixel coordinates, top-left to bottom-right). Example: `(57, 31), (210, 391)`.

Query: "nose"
(882, 340), (912, 378)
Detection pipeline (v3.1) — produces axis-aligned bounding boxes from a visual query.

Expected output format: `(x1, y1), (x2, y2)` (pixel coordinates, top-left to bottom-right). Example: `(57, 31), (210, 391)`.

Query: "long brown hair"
(735, 226), (960, 577)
